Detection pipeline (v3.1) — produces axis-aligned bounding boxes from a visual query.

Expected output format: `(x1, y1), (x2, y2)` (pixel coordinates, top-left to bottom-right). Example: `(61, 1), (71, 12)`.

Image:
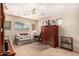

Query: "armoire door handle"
(1, 28), (3, 32)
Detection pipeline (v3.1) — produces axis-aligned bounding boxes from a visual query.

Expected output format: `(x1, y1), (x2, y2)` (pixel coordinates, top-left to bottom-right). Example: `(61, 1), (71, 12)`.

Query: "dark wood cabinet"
(0, 3), (16, 56)
(0, 3), (4, 56)
(41, 25), (58, 48)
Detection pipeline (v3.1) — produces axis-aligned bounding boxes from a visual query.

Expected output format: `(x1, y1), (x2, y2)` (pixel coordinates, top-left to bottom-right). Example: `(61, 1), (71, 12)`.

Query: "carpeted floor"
(14, 42), (79, 56)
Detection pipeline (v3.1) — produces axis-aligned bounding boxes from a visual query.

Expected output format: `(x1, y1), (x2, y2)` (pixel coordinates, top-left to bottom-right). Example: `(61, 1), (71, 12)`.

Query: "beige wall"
(4, 14), (37, 43)
(4, 4), (79, 52)
(37, 5), (79, 52)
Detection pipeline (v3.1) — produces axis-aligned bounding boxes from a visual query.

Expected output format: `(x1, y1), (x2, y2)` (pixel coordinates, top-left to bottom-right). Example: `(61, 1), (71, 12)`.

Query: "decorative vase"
(48, 20), (50, 25)
(50, 20), (56, 25)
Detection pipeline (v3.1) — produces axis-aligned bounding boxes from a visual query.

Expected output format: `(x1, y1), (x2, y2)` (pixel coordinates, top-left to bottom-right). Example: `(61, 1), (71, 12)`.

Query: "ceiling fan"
(32, 8), (37, 14)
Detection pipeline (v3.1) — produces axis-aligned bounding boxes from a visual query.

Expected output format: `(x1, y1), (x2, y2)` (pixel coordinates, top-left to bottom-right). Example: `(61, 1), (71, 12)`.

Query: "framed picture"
(32, 24), (35, 30)
(4, 21), (11, 30)
(50, 20), (56, 25)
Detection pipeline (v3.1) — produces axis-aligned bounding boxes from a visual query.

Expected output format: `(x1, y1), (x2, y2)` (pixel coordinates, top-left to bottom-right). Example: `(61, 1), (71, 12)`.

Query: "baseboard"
(73, 49), (79, 53)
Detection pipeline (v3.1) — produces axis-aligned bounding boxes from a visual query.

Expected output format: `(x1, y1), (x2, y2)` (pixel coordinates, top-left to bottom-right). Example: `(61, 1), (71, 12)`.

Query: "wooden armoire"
(41, 25), (58, 48)
(0, 3), (16, 56)
(0, 3), (5, 56)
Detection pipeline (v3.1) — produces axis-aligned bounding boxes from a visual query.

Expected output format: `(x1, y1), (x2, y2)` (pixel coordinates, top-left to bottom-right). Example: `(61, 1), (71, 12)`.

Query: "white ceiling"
(4, 3), (79, 20)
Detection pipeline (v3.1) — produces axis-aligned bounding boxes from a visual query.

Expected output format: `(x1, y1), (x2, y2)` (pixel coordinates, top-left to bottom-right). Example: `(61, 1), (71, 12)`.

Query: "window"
(15, 22), (29, 30)
(4, 21), (11, 30)
(56, 18), (63, 25)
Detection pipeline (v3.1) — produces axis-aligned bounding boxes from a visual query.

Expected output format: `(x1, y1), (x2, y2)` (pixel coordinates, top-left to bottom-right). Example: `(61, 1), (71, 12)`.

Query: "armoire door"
(41, 26), (46, 44)
(44, 26), (49, 44)
(41, 26), (49, 44)
(0, 3), (4, 56)
(49, 25), (58, 47)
